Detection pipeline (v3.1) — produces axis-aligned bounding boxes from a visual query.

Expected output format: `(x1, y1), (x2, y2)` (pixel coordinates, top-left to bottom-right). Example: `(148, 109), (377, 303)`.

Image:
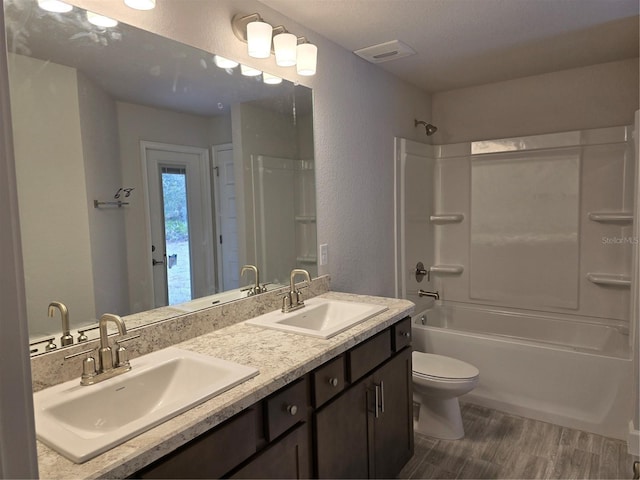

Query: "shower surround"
(394, 124), (638, 442)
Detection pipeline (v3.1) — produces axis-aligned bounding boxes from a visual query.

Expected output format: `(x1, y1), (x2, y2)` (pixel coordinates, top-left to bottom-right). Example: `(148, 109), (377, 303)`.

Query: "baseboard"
(629, 420), (640, 457)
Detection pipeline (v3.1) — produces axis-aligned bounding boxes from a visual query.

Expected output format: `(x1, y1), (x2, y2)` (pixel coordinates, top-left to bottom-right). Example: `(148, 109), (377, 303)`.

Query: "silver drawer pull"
(328, 377), (339, 387)
(399, 331), (410, 338)
(286, 404), (298, 416)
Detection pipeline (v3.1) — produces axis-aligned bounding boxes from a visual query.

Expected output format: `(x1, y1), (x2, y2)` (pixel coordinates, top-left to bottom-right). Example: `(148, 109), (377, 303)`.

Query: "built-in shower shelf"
(295, 215), (316, 223)
(587, 273), (631, 287)
(430, 214), (464, 224)
(430, 264), (464, 275)
(296, 255), (317, 264)
(588, 212), (633, 224)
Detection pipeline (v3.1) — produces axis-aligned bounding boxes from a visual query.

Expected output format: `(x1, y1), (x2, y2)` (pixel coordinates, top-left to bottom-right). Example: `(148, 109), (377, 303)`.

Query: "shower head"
(414, 119), (438, 136)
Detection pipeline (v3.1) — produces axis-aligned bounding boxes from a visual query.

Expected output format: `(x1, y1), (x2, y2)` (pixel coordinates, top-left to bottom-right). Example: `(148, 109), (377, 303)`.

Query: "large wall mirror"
(5, 0), (317, 352)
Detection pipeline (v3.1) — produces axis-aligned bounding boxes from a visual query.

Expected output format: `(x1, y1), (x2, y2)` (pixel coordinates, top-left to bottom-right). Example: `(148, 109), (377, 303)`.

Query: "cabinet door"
(315, 379), (369, 479)
(231, 423), (310, 479)
(370, 348), (413, 479)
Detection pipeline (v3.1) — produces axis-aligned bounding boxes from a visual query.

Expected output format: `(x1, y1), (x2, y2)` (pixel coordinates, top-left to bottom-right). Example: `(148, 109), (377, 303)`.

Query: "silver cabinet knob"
(328, 377), (339, 387)
(286, 405), (298, 416)
(399, 331), (410, 338)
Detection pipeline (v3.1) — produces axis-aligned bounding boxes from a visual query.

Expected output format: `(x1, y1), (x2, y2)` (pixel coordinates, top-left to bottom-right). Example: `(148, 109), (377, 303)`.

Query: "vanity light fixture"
(273, 31), (297, 67)
(232, 12), (318, 76)
(263, 72), (283, 85)
(37, 0), (72, 13)
(240, 64), (262, 77)
(86, 11), (119, 28)
(124, 0), (156, 10)
(214, 55), (239, 69)
(296, 42), (317, 76)
(247, 16), (273, 59)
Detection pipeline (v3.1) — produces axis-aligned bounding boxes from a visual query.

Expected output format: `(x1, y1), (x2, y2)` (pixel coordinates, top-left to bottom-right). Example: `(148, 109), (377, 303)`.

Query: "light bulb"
(273, 32), (297, 67)
(296, 43), (317, 76)
(263, 73), (283, 85)
(124, 0), (156, 10)
(247, 20), (273, 59)
(86, 11), (119, 28)
(240, 64), (262, 77)
(214, 55), (239, 69)
(37, 0), (72, 13)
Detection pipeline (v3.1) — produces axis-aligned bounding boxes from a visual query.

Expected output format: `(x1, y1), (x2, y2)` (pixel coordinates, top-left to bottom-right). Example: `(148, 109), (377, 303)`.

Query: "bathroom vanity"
(32, 288), (414, 479)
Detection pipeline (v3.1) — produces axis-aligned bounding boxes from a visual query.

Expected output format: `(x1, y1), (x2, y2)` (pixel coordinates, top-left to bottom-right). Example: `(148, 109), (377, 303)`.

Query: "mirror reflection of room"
(5, 0), (317, 349)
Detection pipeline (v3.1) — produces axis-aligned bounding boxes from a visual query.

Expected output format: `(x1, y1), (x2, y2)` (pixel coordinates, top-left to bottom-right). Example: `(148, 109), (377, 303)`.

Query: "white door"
(142, 142), (214, 307)
(212, 144), (239, 291)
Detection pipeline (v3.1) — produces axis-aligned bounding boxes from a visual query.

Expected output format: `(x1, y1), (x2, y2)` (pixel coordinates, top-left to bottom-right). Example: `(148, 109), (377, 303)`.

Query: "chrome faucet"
(282, 269), (311, 313)
(241, 265), (267, 296)
(48, 301), (73, 347)
(79, 313), (133, 386)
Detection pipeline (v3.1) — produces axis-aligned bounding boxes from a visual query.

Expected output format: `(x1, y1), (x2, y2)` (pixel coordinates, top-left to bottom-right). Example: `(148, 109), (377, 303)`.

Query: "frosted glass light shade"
(240, 64), (262, 77)
(37, 0), (72, 12)
(296, 43), (317, 76)
(263, 73), (282, 85)
(214, 55), (239, 69)
(273, 32), (297, 67)
(124, 0), (156, 10)
(247, 21), (273, 59)
(86, 11), (119, 27)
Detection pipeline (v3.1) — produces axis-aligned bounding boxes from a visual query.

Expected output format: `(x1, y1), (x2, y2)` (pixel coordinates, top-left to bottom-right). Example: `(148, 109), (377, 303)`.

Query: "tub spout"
(418, 289), (439, 300)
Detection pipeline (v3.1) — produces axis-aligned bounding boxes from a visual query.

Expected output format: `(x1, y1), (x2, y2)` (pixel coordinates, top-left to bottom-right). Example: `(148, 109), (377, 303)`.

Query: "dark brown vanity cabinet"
(134, 317), (412, 480)
(314, 331), (413, 479)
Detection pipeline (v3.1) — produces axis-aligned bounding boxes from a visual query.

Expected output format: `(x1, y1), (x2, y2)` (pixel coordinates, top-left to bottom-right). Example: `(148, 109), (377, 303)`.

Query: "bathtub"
(411, 302), (633, 440)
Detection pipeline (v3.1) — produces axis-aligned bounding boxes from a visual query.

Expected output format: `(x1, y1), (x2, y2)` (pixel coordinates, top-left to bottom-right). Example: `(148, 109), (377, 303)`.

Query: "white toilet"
(412, 351), (479, 440)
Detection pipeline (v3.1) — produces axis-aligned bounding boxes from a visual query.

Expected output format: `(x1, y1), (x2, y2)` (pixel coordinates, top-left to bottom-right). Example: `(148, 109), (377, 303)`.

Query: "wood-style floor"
(399, 403), (639, 480)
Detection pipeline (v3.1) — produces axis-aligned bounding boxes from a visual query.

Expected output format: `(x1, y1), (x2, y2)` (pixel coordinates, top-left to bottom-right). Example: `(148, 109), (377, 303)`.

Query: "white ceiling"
(259, 0), (640, 93)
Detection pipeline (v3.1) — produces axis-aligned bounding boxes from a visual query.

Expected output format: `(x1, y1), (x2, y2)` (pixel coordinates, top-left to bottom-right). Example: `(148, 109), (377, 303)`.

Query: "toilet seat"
(412, 352), (479, 381)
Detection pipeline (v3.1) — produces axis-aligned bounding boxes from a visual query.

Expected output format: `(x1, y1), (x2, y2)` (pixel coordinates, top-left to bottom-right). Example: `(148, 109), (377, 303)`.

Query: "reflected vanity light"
(214, 55), (239, 69)
(240, 64), (262, 77)
(86, 11), (119, 28)
(37, 0), (72, 13)
(263, 72), (282, 85)
(231, 12), (318, 76)
(124, 0), (156, 10)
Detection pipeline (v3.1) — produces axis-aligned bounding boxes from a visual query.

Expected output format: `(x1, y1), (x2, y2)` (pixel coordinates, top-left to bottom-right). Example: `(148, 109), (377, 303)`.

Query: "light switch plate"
(319, 244), (328, 266)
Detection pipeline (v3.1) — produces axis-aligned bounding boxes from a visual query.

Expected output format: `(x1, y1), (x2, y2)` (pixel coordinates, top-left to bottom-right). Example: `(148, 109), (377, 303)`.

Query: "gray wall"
(0, 6), (38, 477)
(432, 58), (639, 144)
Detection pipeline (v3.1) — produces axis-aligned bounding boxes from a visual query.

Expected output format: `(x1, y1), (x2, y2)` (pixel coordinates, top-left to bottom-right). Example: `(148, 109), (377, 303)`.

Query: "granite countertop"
(36, 292), (415, 479)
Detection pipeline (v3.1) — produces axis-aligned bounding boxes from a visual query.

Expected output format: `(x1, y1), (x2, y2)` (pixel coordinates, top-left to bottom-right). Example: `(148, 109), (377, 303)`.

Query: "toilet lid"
(412, 352), (479, 380)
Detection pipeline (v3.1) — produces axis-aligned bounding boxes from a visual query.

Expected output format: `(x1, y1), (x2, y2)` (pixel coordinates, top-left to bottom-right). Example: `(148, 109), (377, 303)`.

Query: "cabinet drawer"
(312, 355), (345, 408)
(137, 408), (256, 479)
(265, 377), (308, 441)
(348, 329), (391, 383)
(392, 317), (412, 352)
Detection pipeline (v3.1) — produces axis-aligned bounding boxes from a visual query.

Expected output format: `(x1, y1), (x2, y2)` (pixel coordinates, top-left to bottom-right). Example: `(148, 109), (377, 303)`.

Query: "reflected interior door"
(144, 143), (214, 308)
(213, 144), (239, 291)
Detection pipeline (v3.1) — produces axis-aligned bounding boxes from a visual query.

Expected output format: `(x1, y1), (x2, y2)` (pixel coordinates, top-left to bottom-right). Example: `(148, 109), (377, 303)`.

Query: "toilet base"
(414, 394), (465, 440)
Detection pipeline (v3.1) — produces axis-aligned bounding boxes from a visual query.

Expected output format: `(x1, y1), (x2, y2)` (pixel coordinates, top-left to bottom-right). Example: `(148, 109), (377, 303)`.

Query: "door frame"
(140, 140), (214, 307)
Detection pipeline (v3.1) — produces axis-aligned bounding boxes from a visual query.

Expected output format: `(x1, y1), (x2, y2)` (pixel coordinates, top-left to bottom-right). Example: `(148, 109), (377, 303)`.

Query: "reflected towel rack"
(586, 273), (631, 288)
(430, 214), (464, 224)
(588, 212), (633, 224)
(430, 265), (464, 275)
(94, 200), (129, 208)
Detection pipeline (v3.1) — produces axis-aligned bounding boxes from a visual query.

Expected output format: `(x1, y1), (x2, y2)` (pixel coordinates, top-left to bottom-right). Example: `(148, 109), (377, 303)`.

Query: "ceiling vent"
(353, 40), (416, 64)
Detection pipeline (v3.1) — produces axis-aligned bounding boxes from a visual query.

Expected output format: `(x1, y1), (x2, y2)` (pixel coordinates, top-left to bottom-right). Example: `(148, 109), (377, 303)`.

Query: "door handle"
(152, 258), (165, 266)
(374, 384), (380, 418)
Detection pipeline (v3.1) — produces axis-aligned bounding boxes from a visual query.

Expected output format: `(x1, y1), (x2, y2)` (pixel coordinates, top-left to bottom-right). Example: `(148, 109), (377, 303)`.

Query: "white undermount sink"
(33, 347), (259, 463)
(245, 297), (388, 339)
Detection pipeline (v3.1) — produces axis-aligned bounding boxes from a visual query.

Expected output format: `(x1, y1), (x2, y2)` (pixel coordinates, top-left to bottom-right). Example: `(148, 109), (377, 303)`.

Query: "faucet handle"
(114, 334), (139, 367)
